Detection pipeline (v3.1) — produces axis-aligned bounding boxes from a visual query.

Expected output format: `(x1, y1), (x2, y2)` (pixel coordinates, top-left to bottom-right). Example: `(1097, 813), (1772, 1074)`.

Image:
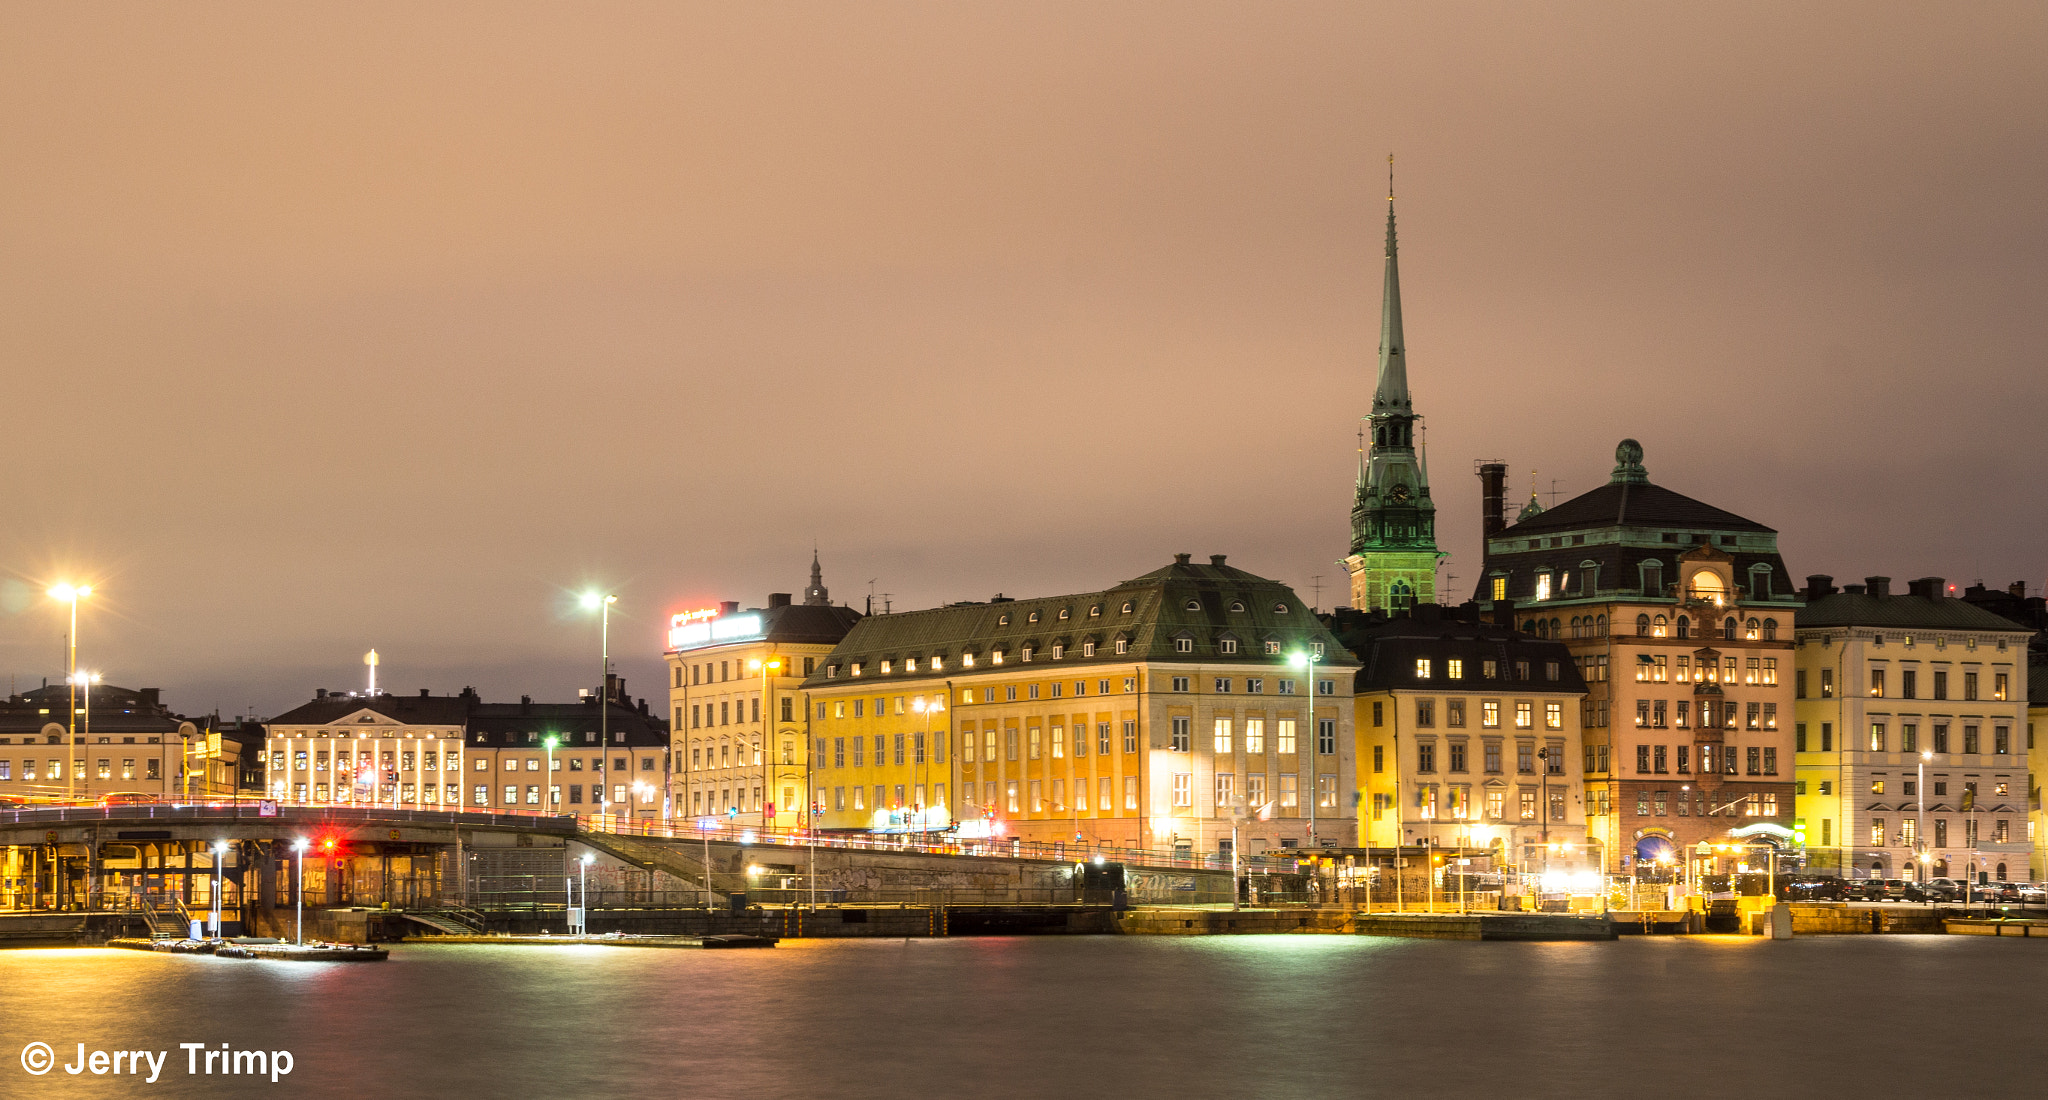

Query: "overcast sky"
(2, 3), (2043, 719)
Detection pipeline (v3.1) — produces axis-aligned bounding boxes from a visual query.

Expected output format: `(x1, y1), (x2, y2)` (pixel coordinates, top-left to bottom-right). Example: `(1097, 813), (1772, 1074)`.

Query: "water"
(0, 935), (2040, 1099)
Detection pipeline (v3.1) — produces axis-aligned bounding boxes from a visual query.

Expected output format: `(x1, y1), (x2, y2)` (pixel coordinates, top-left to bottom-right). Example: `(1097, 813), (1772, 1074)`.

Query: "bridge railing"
(3, 796), (1320, 876)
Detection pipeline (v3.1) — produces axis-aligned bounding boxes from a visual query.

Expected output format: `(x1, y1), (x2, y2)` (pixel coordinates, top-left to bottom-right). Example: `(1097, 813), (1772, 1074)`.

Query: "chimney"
(2011, 581), (2028, 599)
(638, 697), (649, 716)
(1209, 554), (1228, 567)
(419, 688), (430, 698)
(1907, 577), (1944, 601)
(1864, 576), (1891, 597)
(316, 689), (327, 700)
(769, 593), (792, 609)
(1173, 553), (1192, 566)
(1478, 462), (1508, 540)
(606, 673), (623, 702)
(1804, 575), (1836, 600)
(720, 601), (740, 615)
(140, 687), (161, 706)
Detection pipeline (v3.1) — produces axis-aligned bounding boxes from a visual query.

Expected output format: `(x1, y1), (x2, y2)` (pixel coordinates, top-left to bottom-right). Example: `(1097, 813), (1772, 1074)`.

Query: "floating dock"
(404, 933), (776, 949)
(107, 937), (389, 961)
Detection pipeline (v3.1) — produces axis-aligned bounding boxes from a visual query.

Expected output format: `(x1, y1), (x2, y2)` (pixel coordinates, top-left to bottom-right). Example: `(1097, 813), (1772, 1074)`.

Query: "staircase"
(578, 830), (730, 903)
(137, 896), (194, 940)
(395, 909), (485, 936)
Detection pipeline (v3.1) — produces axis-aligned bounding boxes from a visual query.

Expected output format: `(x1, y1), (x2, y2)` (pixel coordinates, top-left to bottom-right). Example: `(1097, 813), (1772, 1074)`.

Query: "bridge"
(0, 802), (1284, 941)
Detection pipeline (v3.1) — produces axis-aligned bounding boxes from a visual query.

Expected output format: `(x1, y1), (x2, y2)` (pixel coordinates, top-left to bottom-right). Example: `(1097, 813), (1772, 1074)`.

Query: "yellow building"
(802, 555), (1357, 856)
(665, 559), (862, 830)
(1338, 606), (1593, 871)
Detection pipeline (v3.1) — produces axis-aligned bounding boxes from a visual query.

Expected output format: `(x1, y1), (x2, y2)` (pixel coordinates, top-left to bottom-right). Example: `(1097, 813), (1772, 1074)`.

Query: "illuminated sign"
(668, 608), (765, 651)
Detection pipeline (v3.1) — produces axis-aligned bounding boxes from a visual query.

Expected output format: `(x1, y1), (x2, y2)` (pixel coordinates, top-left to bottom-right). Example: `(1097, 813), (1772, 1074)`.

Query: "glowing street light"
(581, 593), (618, 822)
(209, 841), (228, 938)
(1288, 648), (1323, 845)
(292, 838), (309, 945)
(48, 583), (93, 801)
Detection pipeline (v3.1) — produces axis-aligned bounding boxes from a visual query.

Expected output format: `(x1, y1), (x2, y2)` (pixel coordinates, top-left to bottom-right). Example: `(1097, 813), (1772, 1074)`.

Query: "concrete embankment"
(1114, 908), (1615, 941)
(1945, 918), (2048, 938)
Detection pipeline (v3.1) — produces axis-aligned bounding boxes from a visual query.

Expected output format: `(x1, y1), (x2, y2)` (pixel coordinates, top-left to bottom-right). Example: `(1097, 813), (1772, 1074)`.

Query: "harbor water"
(0, 935), (2039, 1099)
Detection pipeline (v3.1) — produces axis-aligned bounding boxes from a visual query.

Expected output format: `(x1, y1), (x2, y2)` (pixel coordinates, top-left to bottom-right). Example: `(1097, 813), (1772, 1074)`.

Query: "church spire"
(1372, 156), (1409, 415)
(803, 549), (830, 606)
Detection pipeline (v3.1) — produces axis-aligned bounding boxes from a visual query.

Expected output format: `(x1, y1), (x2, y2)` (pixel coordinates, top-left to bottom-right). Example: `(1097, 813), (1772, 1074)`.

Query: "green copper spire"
(1346, 156), (1440, 614)
(1372, 181), (1409, 414)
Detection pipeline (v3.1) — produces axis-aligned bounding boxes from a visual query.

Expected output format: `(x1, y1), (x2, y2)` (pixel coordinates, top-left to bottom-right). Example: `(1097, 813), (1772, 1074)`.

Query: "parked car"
(2017, 883), (2047, 904)
(1870, 879), (1926, 902)
(1780, 878), (1844, 901)
(1978, 881), (2022, 903)
(1920, 878), (1964, 902)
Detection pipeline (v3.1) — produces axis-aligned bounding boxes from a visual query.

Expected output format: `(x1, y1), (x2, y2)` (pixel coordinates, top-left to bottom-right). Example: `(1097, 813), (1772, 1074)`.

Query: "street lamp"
(581, 593), (618, 822)
(209, 841), (228, 939)
(48, 583), (92, 801)
(1288, 649), (1323, 845)
(575, 852), (594, 936)
(748, 656), (782, 830)
(292, 838), (308, 945)
(544, 736), (559, 811)
(910, 694), (945, 846)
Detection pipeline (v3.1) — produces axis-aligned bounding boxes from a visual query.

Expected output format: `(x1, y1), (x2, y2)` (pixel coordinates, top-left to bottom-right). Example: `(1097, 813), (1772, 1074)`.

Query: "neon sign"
(668, 607), (764, 651)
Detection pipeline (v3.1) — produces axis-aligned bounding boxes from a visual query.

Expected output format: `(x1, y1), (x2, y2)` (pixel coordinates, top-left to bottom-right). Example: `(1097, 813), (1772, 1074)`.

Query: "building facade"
(1472, 440), (1801, 875)
(801, 554), (1358, 854)
(0, 683), (234, 802)
(263, 681), (668, 821)
(1793, 575), (2033, 883)
(665, 557), (863, 829)
(1336, 606), (1592, 872)
(1343, 190), (1442, 613)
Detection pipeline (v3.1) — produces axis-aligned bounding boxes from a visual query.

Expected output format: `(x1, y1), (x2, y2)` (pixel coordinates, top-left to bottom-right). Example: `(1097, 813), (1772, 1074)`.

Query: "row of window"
(1372, 698), (1566, 731)
(1169, 717), (1337, 754)
(1633, 699), (1777, 730)
(1637, 791), (1779, 817)
(678, 656), (818, 687)
(1634, 743), (1777, 775)
(1633, 655), (1777, 685)
(1370, 786), (1563, 822)
(1868, 817), (2013, 846)
(1794, 721), (2015, 755)
(1795, 668), (2008, 701)
(1168, 773), (1339, 809)
(830, 639), (1331, 679)
(1413, 657), (1561, 682)
(0, 758), (162, 782)
(1840, 776), (2013, 798)
(1398, 739), (1565, 775)
(1630, 614), (1780, 641)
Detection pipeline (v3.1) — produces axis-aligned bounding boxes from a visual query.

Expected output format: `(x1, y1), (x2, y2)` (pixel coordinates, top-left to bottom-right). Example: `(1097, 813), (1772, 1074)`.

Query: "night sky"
(3, 4), (2043, 719)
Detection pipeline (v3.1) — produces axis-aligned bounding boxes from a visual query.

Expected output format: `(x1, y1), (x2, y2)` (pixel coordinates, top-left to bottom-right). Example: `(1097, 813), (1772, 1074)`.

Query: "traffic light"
(1793, 819), (1807, 846)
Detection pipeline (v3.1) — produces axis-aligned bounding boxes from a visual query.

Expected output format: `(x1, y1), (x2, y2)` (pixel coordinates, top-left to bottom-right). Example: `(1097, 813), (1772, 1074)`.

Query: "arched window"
(1570, 616), (1582, 638)
(1595, 614), (1607, 636)
(1745, 617), (1761, 640)
(1389, 579), (1415, 610)
(1185, 599), (1201, 611)
(1121, 601), (1134, 614)
(1676, 615), (1690, 639)
(1749, 564), (1773, 600)
(1640, 560), (1665, 597)
(1636, 614), (1651, 637)
(1762, 618), (1778, 641)
(1723, 617), (1738, 640)
(1550, 618), (1561, 638)
(1998, 863), (2009, 882)
(1273, 602), (1290, 614)
(1524, 619), (1539, 634)
(1653, 614), (1668, 637)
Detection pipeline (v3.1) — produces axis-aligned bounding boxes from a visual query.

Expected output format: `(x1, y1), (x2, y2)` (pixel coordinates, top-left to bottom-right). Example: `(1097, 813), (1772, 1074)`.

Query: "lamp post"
(292, 838), (308, 945)
(1289, 649), (1323, 846)
(209, 841), (227, 939)
(576, 852), (593, 936)
(48, 583), (92, 801)
(581, 593), (618, 823)
(544, 736), (559, 812)
(910, 694), (945, 846)
(747, 656), (783, 830)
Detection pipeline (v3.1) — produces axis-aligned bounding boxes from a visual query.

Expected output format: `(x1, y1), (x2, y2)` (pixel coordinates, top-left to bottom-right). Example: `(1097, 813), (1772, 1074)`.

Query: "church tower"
(1344, 167), (1442, 612)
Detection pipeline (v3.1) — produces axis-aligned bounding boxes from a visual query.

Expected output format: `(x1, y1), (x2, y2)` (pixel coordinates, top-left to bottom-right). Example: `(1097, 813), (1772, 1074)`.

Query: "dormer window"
(1219, 638), (1239, 655)
(931, 656), (944, 671)
(1274, 602), (1289, 614)
(827, 665), (838, 679)
(1058, 608), (1070, 621)
(1028, 611), (1040, 624)
(1229, 600), (1245, 613)
(1050, 644), (1065, 659)
(1174, 634), (1194, 654)
(1081, 641), (1097, 658)
(1089, 605), (1102, 617)
(1535, 572), (1552, 601)
(905, 657), (917, 673)
(962, 653), (975, 668)
(1121, 601), (1135, 614)
(1185, 599), (1201, 611)
(1264, 640), (1281, 655)
(1021, 646), (1034, 662)
(998, 614), (1010, 626)
(851, 662), (863, 677)
(881, 660), (893, 674)
(1114, 637), (1129, 656)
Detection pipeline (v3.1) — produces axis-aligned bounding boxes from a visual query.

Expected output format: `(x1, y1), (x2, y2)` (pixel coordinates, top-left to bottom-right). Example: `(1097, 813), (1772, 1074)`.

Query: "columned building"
(664, 556), (862, 829)
(1343, 188), (1442, 613)
(1793, 575), (2032, 883)
(802, 554), (1357, 854)
(263, 682), (668, 821)
(1335, 606), (1592, 873)
(1472, 439), (1800, 876)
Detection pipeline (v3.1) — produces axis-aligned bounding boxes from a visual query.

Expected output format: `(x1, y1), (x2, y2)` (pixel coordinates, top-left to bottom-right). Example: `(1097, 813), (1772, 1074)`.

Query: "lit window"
(1415, 658), (1432, 679)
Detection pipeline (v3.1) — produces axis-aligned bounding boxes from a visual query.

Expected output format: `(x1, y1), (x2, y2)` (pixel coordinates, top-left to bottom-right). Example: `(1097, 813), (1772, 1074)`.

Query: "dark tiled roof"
(1795, 593), (2033, 633)
(267, 694), (475, 727)
(0, 683), (194, 735)
(800, 555), (1352, 689)
(759, 603), (865, 646)
(1505, 480), (1773, 536)
(2031, 662), (2048, 706)
(267, 691), (669, 747)
(1328, 608), (1588, 694)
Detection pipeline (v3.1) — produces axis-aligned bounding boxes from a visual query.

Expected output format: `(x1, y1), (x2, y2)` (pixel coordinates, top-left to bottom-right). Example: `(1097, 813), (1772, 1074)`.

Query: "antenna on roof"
(1546, 478), (1565, 507)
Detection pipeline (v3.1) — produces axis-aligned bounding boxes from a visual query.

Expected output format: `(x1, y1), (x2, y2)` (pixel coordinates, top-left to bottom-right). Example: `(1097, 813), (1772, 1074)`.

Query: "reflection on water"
(0, 936), (2035, 1099)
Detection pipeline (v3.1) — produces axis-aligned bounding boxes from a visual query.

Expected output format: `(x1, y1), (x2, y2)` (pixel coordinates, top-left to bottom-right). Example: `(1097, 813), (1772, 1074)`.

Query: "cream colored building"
(1795, 575), (2033, 884)
(665, 560), (862, 830)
